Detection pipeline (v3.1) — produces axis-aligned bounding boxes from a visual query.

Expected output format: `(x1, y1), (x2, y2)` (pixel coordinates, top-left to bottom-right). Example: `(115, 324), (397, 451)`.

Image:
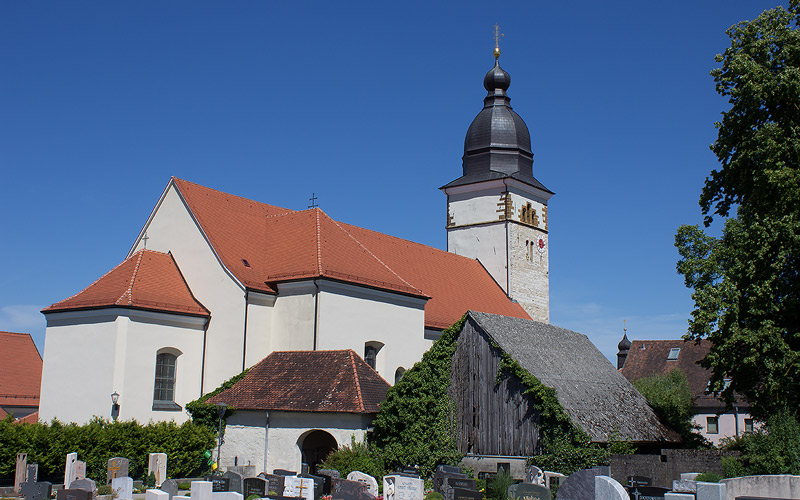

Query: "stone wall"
(609, 449), (740, 488)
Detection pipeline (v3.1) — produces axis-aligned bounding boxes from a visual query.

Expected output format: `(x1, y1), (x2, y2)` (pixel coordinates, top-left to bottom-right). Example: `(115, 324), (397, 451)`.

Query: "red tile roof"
(17, 411), (39, 424)
(43, 250), (210, 317)
(208, 350), (389, 413)
(0, 332), (42, 407)
(620, 339), (732, 407)
(172, 178), (529, 329)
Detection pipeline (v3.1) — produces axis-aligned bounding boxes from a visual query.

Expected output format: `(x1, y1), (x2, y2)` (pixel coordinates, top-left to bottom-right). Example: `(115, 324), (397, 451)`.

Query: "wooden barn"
(449, 311), (679, 467)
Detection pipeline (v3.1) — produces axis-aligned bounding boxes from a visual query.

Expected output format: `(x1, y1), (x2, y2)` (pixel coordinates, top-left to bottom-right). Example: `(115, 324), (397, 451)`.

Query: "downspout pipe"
(263, 411), (270, 473)
(313, 280), (320, 350)
(200, 317), (209, 396)
(242, 289), (249, 371)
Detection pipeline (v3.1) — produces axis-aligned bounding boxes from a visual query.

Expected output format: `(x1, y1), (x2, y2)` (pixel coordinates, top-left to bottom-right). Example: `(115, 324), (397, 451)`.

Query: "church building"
(39, 48), (552, 435)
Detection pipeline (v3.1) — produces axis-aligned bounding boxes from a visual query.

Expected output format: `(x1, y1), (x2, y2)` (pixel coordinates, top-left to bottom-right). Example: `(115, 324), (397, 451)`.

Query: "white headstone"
(594, 476), (627, 500)
(695, 482), (726, 500)
(664, 494), (694, 500)
(64, 453), (78, 487)
(112, 477), (134, 500)
(74, 461), (87, 481)
(383, 475), (424, 500)
(15, 453), (28, 494)
(148, 453), (168, 488)
(190, 481), (213, 500)
(283, 476), (314, 500)
(347, 471), (379, 497)
(721, 475), (800, 499)
(212, 492), (244, 500)
(680, 473), (699, 481)
(671, 480), (696, 493)
(147, 490), (170, 500)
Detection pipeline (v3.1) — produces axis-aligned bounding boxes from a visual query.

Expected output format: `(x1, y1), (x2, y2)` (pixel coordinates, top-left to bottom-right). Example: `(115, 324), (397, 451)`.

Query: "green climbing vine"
(186, 368), (251, 430)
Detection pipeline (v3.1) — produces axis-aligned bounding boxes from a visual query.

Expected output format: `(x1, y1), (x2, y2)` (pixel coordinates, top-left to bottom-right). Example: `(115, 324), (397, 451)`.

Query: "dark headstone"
(244, 477), (268, 499)
(507, 483), (551, 500)
(446, 478), (476, 491)
(330, 479), (375, 500)
(452, 488), (482, 500)
(301, 464), (309, 475)
(161, 479), (179, 500)
(627, 477), (652, 488)
(399, 466), (420, 477)
(556, 467), (609, 500)
(263, 474), (286, 496)
(317, 469), (340, 479)
(107, 458), (130, 485)
(316, 470), (339, 494)
(299, 474), (324, 500)
(69, 478), (97, 498)
(20, 469), (51, 500)
(436, 466), (462, 475)
(632, 486), (670, 499)
(266, 496), (303, 500)
(205, 476), (230, 492)
(224, 471), (244, 494)
(434, 470), (468, 494)
(57, 489), (93, 500)
(274, 470), (297, 477)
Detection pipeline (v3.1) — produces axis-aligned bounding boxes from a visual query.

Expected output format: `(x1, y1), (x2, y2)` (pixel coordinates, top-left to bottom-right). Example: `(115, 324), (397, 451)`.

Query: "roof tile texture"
(44, 250), (209, 317)
(0, 332), (43, 406)
(208, 350), (389, 413)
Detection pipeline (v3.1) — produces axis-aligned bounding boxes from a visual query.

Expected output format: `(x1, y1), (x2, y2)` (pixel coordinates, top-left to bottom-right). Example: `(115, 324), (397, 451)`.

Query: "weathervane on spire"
(493, 23), (503, 59)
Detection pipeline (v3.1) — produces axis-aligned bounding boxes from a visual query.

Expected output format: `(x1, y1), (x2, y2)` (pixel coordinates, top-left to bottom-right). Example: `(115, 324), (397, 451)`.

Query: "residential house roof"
(465, 311), (681, 444)
(0, 332), (43, 410)
(208, 350), (389, 413)
(43, 249), (210, 317)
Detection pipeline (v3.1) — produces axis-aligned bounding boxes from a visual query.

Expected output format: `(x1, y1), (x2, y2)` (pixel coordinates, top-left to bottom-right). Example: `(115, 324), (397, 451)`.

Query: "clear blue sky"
(0, 1), (787, 363)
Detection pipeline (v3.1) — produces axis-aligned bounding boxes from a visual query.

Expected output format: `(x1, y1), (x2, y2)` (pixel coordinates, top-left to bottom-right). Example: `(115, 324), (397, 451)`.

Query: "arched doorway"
(299, 430), (338, 473)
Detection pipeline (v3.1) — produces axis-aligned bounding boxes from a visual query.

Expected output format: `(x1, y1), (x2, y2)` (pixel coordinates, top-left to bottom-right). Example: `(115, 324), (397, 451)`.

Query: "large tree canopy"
(675, 2), (800, 419)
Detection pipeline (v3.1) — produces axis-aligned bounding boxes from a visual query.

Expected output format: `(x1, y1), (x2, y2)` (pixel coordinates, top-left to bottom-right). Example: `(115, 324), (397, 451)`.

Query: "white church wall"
(445, 180), (506, 227)
(130, 182), (247, 393)
(315, 280), (429, 382)
(447, 224), (508, 292)
(40, 308), (205, 424)
(271, 282), (316, 351)
(244, 291), (277, 369)
(218, 410), (269, 473)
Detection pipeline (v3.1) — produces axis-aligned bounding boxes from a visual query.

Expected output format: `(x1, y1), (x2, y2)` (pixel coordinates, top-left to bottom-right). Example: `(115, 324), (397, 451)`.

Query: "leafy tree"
(632, 368), (705, 446)
(675, 2), (800, 419)
(319, 436), (386, 480)
(721, 408), (800, 475)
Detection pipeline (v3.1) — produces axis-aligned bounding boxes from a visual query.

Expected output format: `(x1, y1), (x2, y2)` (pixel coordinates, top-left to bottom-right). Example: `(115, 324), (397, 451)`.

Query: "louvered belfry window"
(153, 353), (177, 402)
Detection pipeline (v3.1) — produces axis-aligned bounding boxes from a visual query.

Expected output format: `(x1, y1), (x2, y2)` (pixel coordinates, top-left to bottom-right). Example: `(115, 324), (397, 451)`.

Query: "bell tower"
(441, 39), (553, 322)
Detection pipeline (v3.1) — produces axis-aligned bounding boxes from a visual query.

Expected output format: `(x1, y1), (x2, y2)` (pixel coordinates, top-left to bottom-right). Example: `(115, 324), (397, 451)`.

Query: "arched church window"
(395, 367), (406, 384)
(364, 346), (377, 370)
(153, 349), (182, 411)
(363, 341), (384, 372)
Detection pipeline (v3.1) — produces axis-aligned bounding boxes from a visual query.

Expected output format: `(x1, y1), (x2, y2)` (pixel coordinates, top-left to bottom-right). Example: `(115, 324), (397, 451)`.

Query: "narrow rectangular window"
(744, 418), (754, 433)
(154, 353), (177, 402)
(707, 416), (719, 434)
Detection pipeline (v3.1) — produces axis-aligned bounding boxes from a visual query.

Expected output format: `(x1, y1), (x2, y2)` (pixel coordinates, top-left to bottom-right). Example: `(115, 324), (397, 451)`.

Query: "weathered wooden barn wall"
(449, 317), (541, 456)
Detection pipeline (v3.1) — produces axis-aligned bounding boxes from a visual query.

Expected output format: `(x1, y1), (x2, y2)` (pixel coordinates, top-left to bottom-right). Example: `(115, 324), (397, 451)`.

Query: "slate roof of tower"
(465, 311), (681, 444)
(0, 331), (43, 408)
(168, 177), (530, 329)
(620, 339), (737, 408)
(43, 249), (210, 317)
(207, 350), (389, 413)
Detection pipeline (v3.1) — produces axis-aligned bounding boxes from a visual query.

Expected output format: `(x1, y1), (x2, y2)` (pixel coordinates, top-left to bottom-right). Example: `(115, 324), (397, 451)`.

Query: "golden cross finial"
(493, 23), (503, 59)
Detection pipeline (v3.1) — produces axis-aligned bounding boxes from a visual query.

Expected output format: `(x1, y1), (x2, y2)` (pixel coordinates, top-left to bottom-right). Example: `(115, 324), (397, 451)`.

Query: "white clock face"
(536, 235), (546, 254)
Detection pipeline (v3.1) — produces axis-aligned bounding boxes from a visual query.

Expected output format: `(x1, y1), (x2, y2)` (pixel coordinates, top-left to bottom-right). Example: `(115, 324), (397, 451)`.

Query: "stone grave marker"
(525, 465), (544, 486)
(20, 466), (52, 500)
(634, 486), (670, 499)
(15, 453), (28, 494)
(627, 476), (652, 488)
(446, 477), (476, 491)
(149, 453), (168, 488)
(433, 469), (468, 494)
(383, 475), (424, 500)
(316, 470), (339, 494)
(74, 461), (87, 482)
(346, 472), (378, 497)
(212, 492), (244, 500)
(554, 466), (609, 500)
(330, 479), (374, 500)
(243, 477), (267, 499)
(65, 453), (78, 488)
(147, 490), (170, 500)
(452, 489), (482, 500)
(112, 477), (134, 500)
(70, 478), (98, 498)
(274, 470), (297, 477)
(57, 489), (93, 500)
(161, 479), (180, 500)
(205, 476), (230, 492)
(672, 479), (697, 493)
(695, 482), (726, 500)
(595, 477), (627, 500)
(191, 481), (213, 500)
(224, 471), (244, 494)
(437, 465), (462, 475)
(227, 466), (256, 478)
(398, 466), (420, 477)
(299, 473), (324, 500)
(283, 476), (314, 500)
(107, 458), (130, 485)
(507, 483), (551, 500)
(262, 474), (285, 496)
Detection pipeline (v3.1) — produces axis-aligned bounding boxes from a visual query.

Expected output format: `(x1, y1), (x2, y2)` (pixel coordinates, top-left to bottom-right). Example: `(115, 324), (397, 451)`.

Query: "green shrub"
(97, 485), (113, 495)
(186, 369), (250, 430)
(486, 469), (515, 500)
(425, 492), (444, 500)
(694, 472), (722, 483)
(319, 436), (385, 480)
(722, 409), (800, 476)
(633, 368), (706, 446)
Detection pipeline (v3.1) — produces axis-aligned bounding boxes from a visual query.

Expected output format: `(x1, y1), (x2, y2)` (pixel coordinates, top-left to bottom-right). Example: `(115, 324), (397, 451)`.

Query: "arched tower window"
(363, 341), (384, 373)
(153, 348), (182, 411)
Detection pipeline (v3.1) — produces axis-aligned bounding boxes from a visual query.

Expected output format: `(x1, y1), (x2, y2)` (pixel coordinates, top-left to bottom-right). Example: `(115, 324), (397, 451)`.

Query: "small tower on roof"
(441, 27), (553, 322)
(617, 320), (632, 369)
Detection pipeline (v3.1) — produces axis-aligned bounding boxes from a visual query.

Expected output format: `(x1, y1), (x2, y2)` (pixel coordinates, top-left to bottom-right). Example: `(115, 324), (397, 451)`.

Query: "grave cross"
(20, 466), (52, 500)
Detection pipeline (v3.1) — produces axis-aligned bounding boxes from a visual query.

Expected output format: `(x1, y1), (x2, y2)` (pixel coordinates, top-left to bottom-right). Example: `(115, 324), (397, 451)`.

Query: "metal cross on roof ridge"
(308, 193), (318, 209)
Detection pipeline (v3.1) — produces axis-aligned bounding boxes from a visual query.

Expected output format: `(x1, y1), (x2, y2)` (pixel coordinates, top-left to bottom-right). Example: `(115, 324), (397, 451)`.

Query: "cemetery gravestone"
(554, 467), (609, 500)
(147, 491), (170, 500)
(299, 473), (324, 500)
(383, 475), (424, 500)
(65, 453), (78, 488)
(112, 477), (134, 500)
(316, 470), (339, 494)
(695, 482), (726, 500)
(452, 489), (482, 500)
(274, 470), (297, 477)
(212, 492), (244, 500)
(107, 458), (130, 485)
(149, 453), (168, 488)
(594, 477), (628, 500)
(446, 478), (476, 491)
(74, 461), (87, 482)
(437, 466), (462, 474)
(70, 478), (98, 498)
(525, 466), (544, 486)
(15, 453), (28, 494)
(633, 486), (670, 499)
(627, 477), (652, 488)
(262, 474), (285, 496)
(223, 471), (244, 494)
(207, 477), (230, 492)
(507, 483), (551, 500)
(191, 481), (213, 500)
(346, 472), (379, 497)
(161, 479), (180, 500)
(20, 466), (52, 500)
(399, 466), (420, 477)
(672, 480), (697, 493)
(57, 489), (93, 500)
(330, 479), (374, 500)
(434, 470), (469, 495)
(283, 476), (314, 500)
(243, 477), (267, 499)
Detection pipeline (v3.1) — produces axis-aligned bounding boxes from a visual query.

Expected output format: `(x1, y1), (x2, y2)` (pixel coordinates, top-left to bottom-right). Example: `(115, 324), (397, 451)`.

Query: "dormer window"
(667, 348), (680, 360)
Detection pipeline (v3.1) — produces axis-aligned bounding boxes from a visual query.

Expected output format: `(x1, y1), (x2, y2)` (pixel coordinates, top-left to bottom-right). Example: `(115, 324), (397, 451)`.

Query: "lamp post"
(216, 403), (227, 475)
(110, 392), (120, 421)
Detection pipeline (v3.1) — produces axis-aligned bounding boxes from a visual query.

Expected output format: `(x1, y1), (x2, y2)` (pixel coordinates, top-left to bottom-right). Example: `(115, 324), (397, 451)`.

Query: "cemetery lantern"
(216, 403), (227, 475)
(110, 392), (120, 422)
